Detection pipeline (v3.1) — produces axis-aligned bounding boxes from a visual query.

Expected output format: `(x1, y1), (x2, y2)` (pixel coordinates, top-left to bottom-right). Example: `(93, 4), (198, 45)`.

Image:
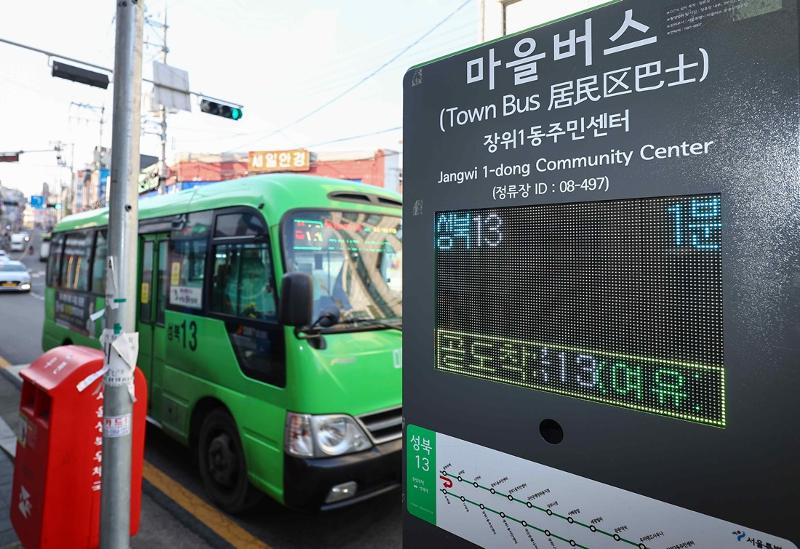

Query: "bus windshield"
(283, 210), (402, 329)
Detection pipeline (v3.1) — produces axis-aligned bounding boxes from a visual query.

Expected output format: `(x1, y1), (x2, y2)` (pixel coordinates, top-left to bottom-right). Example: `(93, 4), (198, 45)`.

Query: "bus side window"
(92, 230), (107, 294)
(141, 241), (154, 321)
(157, 240), (167, 325)
(210, 210), (283, 386)
(214, 212), (266, 237)
(46, 234), (64, 287)
(168, 211), (212, 311)
(211, 242), (277, 320)
(60, 232), (92, 291)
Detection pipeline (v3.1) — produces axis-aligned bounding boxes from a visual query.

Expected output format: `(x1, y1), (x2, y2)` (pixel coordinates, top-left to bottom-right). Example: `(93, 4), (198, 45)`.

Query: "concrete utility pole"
(53, 141), (75, 213)
(159, 6), (168, 187)
(101, 0), (143, 547)
(144, 2), (170, 192)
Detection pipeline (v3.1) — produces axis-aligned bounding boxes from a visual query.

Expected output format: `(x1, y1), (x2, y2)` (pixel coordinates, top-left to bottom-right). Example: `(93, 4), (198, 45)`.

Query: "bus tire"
(197, 408), (261, 514)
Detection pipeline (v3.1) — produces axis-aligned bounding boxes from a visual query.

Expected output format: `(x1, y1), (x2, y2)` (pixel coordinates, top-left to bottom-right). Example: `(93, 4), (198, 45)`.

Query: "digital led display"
(291, 217), (401, 253)
(435, 195), (724, 426)
(293, 219), (326, 249)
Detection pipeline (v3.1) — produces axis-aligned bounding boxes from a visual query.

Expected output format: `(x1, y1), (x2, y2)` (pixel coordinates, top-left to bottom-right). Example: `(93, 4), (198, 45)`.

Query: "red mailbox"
(10, 345), (147, 548)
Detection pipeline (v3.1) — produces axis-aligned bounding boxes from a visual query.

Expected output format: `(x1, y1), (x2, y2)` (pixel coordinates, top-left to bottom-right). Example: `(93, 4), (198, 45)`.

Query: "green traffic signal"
(200, 98), (243, 121)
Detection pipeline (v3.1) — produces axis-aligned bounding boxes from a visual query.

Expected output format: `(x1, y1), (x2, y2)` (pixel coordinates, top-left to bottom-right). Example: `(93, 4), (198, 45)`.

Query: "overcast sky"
(0, 0), (478, 197)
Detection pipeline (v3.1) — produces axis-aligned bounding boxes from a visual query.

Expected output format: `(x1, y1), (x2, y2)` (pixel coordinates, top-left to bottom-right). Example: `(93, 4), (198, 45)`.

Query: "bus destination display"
(435, 194), (724, 426)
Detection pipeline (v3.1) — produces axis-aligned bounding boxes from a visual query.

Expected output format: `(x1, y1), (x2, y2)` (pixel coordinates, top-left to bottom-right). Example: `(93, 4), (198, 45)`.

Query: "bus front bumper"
(283, 437), (401, 511)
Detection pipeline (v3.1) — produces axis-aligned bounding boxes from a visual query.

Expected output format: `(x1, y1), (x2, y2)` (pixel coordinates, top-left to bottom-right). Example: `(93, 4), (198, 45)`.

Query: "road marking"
(0, 354), (10, 369)
(143, 461), (270, 549)
(29, 293), (44, 301)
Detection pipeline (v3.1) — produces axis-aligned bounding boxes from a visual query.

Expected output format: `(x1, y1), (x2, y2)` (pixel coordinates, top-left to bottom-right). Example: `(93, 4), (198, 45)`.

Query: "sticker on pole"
(103, 414), (132, 438)
(106, 331), (138, 390)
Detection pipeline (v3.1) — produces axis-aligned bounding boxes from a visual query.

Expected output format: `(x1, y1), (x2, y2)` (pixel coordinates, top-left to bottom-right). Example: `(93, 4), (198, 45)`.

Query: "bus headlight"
(285, 413), (372, 458)
(315, 415), (371, 456)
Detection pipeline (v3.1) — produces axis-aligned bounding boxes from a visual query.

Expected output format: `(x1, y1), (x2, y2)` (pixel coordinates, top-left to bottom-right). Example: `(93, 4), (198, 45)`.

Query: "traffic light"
(199, 99), (243, 120)
(51, 61), (110, 89)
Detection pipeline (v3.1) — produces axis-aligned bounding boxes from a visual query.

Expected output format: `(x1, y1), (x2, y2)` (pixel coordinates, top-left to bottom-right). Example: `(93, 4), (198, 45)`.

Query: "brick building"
(158, 149), (401, 196)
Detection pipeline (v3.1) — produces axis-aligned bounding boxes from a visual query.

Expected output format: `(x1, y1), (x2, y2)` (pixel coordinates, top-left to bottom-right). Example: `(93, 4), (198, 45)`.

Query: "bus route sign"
(403, 0), (800, 547)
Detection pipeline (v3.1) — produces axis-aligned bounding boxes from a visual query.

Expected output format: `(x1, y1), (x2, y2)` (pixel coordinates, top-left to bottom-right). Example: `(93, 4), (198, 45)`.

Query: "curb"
(0, 418), (15, 461)
(0, 367), (21, 390)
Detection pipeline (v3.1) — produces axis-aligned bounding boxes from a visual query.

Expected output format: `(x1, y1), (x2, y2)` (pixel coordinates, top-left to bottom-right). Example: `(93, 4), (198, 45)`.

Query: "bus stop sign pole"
(101, 0), (143, 547)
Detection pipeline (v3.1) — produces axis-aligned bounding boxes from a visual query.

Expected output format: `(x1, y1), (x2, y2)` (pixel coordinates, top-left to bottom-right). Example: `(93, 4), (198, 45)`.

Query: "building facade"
(153, 149), (401, 196)
(307, 150), (400, 192)
(0, 185), (26, 244)
(0, 186), (25, 228)
(64, 148), (402, 212)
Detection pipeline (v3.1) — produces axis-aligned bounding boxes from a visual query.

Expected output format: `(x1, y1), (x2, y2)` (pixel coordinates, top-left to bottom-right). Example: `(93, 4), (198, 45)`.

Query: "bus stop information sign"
(403, 1), (799, 548)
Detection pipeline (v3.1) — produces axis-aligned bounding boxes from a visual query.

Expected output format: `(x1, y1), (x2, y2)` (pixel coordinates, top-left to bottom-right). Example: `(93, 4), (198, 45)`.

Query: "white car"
(0, 260), (31, 292)
(9, 233), (28, 252)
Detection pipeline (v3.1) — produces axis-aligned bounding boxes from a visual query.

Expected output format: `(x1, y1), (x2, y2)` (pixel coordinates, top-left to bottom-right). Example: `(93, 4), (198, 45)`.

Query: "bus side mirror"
(280, 272), (313, 327)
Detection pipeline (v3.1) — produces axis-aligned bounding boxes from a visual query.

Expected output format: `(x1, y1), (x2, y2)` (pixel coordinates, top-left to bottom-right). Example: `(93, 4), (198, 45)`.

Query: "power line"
(228, 0), (473, 152)
(307, 126), (402, 148)
(216, 22), (473, 145)
(292, 18), (478, 91)
(300, 26), (477, 99)
(249, 0), (471, 139)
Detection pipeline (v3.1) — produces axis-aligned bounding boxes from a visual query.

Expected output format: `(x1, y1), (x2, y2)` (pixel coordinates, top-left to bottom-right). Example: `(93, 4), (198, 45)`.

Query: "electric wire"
(306, 126), (402, 148)
(226, 0), (473, 152)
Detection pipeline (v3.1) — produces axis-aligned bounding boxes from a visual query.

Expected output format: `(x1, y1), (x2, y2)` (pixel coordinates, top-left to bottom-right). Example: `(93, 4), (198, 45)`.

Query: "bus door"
(137, 233), (169, 415)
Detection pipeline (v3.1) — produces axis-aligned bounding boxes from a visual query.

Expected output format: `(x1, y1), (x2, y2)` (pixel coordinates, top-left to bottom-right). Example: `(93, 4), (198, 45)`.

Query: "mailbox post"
(403, 1), (799, 548)
(10, 346), (147, 549)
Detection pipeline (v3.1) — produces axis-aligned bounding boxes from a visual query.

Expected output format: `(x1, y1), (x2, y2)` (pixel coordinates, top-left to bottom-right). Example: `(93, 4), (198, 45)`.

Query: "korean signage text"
(248, 149), (311, 173)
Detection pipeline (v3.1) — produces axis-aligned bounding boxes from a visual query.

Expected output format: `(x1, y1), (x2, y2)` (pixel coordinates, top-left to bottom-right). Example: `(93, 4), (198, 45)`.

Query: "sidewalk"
(0, 452), (17, 549)
(0, 367), (220, 549)
(0, 370), (20, 549)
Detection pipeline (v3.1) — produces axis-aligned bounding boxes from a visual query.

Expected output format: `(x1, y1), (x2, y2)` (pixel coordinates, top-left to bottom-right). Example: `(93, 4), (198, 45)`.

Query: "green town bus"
(42, 174), (403, 512)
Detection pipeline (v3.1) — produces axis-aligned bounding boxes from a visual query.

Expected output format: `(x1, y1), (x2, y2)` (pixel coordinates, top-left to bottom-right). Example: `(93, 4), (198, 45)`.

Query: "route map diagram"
(407, 426), (794, 549)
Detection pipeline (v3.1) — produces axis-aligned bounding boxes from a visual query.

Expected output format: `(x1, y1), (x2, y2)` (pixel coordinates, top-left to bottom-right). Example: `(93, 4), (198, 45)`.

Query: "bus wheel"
(197, 408), (260, 513)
